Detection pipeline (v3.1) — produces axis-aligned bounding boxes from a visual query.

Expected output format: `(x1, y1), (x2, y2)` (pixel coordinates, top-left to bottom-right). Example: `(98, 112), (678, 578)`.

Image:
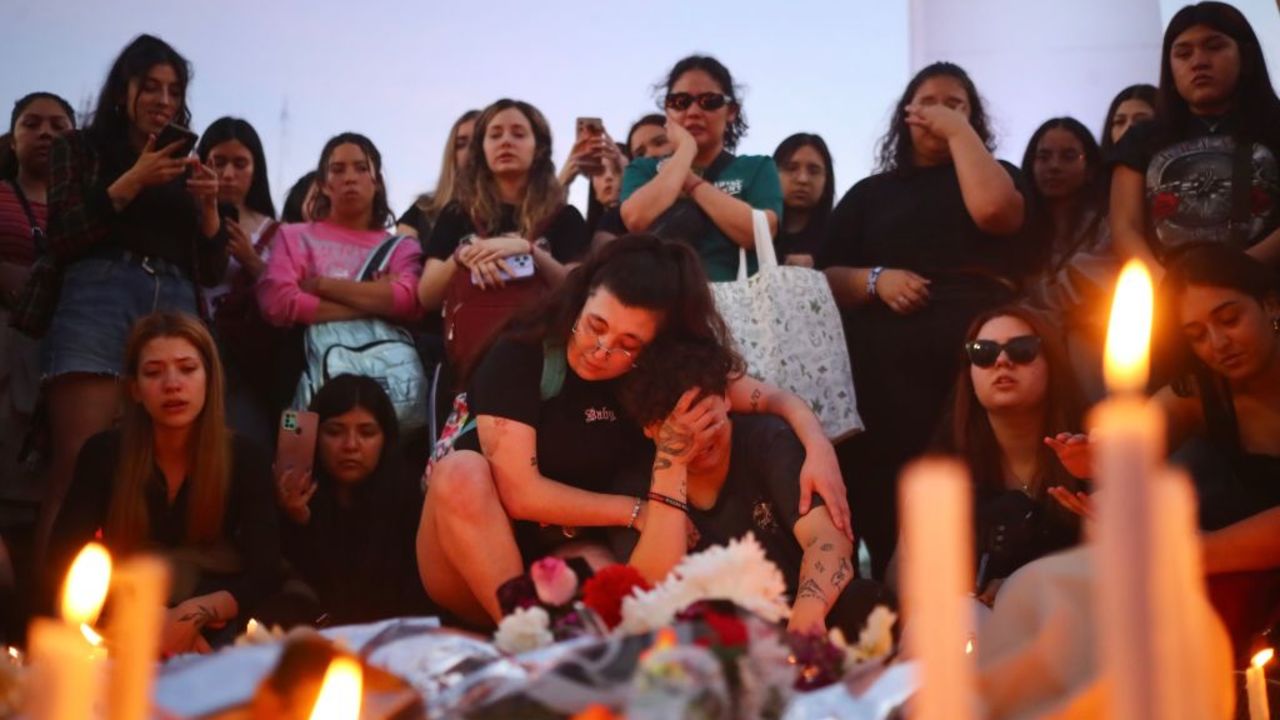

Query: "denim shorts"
(42, 250), (197, 379)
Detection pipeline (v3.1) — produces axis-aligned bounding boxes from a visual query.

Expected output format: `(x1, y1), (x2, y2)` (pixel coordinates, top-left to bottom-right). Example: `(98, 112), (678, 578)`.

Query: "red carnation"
(1151, 192), (1180, 220)
(701, 610), (748, 648)
(581, 565), (650, 629)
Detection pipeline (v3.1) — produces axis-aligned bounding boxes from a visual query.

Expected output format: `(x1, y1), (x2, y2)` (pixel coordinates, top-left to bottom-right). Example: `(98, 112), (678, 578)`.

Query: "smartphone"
(155, 122), (198, 158)
(575, 117), (605, 176)
(218, 203), (240, 223)
(471, 252), (536, 284)
(276, 410), (319, 476)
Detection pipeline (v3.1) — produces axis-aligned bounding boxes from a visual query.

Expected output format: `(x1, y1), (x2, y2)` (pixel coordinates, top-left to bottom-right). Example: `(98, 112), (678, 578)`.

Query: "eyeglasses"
(573, 322), (638, 363)
(964, 335), (1042, 368)
(664, 92), (732, 112)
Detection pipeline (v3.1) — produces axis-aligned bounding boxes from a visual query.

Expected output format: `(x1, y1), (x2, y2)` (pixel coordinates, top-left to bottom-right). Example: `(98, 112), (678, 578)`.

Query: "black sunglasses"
(664, 92), (732, 112)
(964, 335), (1042, 368)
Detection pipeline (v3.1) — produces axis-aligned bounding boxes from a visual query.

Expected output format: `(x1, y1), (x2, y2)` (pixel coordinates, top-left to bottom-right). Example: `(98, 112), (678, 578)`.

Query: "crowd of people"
(0, 0), (1277, 666)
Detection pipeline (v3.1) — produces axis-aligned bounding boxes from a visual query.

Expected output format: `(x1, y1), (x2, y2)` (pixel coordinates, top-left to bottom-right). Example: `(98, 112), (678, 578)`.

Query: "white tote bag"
(710, 210), (863, 442)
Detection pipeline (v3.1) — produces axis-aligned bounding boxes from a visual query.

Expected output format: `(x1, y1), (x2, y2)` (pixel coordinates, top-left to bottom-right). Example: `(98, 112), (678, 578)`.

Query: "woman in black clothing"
(820, 61), (1028, 579)
(1110, 2), (1280, 270)
(1099, 84), (1156, 160)
(24, 35), (228, 561)
(773, 133), (835, 267)
(273, 374), (429, 625)
(935, 306), (1085, 606)
(49, 313), (278, 656)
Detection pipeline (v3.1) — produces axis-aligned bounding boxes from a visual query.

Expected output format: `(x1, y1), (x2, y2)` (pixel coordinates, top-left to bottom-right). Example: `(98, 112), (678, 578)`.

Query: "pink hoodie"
(256, 221), (424, 327)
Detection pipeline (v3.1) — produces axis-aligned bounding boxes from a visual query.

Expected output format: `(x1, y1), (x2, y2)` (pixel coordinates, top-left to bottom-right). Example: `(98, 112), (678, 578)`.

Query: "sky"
(2, 0), (1277, 216)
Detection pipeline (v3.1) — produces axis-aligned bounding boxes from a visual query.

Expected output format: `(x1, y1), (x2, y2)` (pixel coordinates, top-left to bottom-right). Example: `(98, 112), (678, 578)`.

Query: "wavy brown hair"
(107, 313), (231, 553)
(456, 99), (563, 238)
(409, 109), (481, 223)
(935, 305), (1086, 497)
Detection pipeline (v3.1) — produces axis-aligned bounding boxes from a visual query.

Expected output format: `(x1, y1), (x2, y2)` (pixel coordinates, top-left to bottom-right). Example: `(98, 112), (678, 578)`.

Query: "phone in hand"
(575, 117), (605, 176)
(155, 123), (199, 158)
(472, 252), (536, 284)
(276, 410), (319, 477)
(218, 202), (240, 224)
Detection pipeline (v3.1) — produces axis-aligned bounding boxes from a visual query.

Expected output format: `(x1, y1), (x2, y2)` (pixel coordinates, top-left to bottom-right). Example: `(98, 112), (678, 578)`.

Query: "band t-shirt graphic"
(1117, 120), (1280, 257)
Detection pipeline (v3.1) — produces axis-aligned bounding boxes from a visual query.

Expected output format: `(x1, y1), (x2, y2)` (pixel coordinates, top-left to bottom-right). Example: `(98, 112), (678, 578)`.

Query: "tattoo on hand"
(830, 557), (852, 588)
(656, 421), (693, 458)
(797, 578), (828, 603)
(653, 455), (673, 471)
(177, 603), (217, 627)
(814, 560), (826, 573)
(749, 388), (762, 413)
(820, 543), (834, 552)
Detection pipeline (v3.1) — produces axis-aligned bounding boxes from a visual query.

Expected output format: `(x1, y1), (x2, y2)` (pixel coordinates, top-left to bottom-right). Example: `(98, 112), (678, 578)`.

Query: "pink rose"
(530, 557), (579, 607)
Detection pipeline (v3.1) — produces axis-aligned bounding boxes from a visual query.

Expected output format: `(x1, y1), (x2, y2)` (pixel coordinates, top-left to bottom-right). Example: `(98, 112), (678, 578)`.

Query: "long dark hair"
(457, 99), (562, 238)
(937, 305), (1086, 497)
(1019, 117), (1103, 266)
(196, 117), (276, 219)
(773, 132), (836, 238)
(1156, 243), (1280, 399)
(467, 234), (740, 384)
(1099, 83), (1157, 158)
(86, 34), (192, 149)
(1, 92), (76, 179)
(876, 62), (994, 174)
(1153, 2), (1280, 149)
(306, 374), (413, 584)
(659, 55), (748, 151)
(309, 132), (393, 229)
(281, 170), (317, 223)
(625, 113), (667, 159)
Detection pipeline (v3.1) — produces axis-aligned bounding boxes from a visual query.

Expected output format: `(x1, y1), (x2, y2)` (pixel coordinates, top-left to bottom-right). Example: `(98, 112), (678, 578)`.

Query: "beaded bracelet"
(627, 496), (644, 529)
(647, 490), (690, 514)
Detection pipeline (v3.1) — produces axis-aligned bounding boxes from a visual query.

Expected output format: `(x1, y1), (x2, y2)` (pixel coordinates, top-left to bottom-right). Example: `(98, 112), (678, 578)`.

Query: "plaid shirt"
(11, 131), (227, 336)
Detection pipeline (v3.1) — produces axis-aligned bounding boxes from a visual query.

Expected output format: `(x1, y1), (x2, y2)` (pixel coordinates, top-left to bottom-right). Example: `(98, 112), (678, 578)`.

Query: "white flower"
(618, 533), (791, 635)
(829, 605), (897, 667)
(493, 606), (553, 654)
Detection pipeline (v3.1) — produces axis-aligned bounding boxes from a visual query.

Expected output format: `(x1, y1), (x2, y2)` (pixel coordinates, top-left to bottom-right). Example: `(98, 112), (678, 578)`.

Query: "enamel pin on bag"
(709, 210), (863, 441)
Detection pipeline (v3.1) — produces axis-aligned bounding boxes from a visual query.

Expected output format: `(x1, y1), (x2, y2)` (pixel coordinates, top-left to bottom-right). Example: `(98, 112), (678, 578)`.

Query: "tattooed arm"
(160, 590), (238, 657)
(788, 507), (856, 634)
(629, 395), (701, 584)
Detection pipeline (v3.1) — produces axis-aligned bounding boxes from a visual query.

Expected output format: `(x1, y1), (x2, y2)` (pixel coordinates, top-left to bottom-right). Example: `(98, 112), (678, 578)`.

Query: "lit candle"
(1248, 649), (1273, 720)
(900, 457), (976, 720)
(107, 556), (169, 720)
(1092, 260), (1165, 720)
(309, 656), (363, 720)
(27, 542), (112, 720)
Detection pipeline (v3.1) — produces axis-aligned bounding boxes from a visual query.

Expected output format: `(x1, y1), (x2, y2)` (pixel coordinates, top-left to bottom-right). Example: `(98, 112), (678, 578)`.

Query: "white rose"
(493, 606), (554, 654)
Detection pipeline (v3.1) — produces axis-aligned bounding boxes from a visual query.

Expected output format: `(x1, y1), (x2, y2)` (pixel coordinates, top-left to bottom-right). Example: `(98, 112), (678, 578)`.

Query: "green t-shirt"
(620, 153), (784, 282)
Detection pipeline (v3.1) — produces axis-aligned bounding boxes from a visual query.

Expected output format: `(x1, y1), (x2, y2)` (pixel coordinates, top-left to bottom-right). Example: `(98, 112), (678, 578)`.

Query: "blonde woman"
(396, 109), (480, 240)
(48, 312), (279, 656)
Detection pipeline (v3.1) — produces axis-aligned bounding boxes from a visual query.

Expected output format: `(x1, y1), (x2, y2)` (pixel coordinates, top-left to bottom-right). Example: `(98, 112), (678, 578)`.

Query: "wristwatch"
(866, 266), (885, 298)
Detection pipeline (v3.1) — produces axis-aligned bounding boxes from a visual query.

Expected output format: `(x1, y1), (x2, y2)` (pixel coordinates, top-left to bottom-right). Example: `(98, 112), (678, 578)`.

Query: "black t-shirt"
(775, 220), (826, 260)
(607, 414), (823, 595)
(595, 206), (626, 238)
(817, 161), (1037, 287)
(49, 430), (280, 613)
(396, 202), (434, 246)
(458, 337), (650, 491)
(425, 202), (588, 264)
(1114, 117), (1280, 257)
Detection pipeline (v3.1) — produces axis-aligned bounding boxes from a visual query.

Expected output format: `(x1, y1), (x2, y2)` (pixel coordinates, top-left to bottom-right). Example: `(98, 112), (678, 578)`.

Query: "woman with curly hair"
(416, 235), (849, 627)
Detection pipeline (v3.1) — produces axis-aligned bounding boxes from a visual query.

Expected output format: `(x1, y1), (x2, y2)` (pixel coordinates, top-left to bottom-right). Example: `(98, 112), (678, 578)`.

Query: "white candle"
(107, 556), (170, 720)
(27, 543), (112, 720)
(900, 457), (976, 720)
(1249, 649), (1273, 720)
(309, 656), (363, 720)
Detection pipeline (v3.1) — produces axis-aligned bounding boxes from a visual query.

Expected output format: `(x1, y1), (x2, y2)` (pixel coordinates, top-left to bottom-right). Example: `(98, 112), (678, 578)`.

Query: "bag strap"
(357, 234), (410, 282)
(253, 220), (282, 254)
(1229, 138), (1253, 246)
(540, 341), (567, 401)
(733, 208), (779, 281)
(5, 180), (44, 246)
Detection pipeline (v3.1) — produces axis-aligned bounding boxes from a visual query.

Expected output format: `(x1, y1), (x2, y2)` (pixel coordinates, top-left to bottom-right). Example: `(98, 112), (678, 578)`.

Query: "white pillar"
(908, 0), (1164, 160)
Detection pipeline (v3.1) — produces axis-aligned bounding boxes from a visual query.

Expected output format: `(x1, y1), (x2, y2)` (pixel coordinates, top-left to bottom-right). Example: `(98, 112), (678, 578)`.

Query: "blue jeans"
(42, 251), (197, 379)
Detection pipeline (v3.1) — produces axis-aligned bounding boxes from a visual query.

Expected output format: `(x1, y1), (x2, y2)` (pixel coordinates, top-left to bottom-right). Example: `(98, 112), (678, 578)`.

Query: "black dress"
(818, 161), (1034, 578)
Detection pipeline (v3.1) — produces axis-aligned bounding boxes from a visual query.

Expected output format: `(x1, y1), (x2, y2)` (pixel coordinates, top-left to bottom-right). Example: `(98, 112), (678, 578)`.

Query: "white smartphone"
(472, 252), (536, 284)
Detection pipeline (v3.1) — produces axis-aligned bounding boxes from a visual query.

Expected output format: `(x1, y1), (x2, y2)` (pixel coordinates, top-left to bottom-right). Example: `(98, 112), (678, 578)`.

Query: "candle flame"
(80, 624), (104, 647)
(1103, 260), (1154, 394)
(1253, 648), (1274, 669)
(246, 618), (260, 635)
(654, 627), (678, 650)
(965, 639), (974, 655)
(6, 647), (16, 659)
(308, 656), (362, 720)
(61, 542), (112, 626)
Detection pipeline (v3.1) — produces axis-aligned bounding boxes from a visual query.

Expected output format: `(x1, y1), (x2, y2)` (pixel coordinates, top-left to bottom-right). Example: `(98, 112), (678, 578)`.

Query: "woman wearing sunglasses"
(415, 235), (848, 627)
(934, 305), (1086, 607)
(820, 62), (1029, 579)
(618, 55), (783, 281)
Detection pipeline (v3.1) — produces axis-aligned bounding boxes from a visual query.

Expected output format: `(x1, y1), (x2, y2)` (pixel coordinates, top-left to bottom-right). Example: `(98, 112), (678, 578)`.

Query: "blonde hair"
(415, 109), (481, 222)
(107, 312), (231, 553)
(456, 99), (564, 238)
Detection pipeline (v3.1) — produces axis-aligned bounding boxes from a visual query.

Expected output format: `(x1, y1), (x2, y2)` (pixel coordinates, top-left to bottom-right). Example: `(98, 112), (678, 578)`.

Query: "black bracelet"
(647, 491), (689, 514)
